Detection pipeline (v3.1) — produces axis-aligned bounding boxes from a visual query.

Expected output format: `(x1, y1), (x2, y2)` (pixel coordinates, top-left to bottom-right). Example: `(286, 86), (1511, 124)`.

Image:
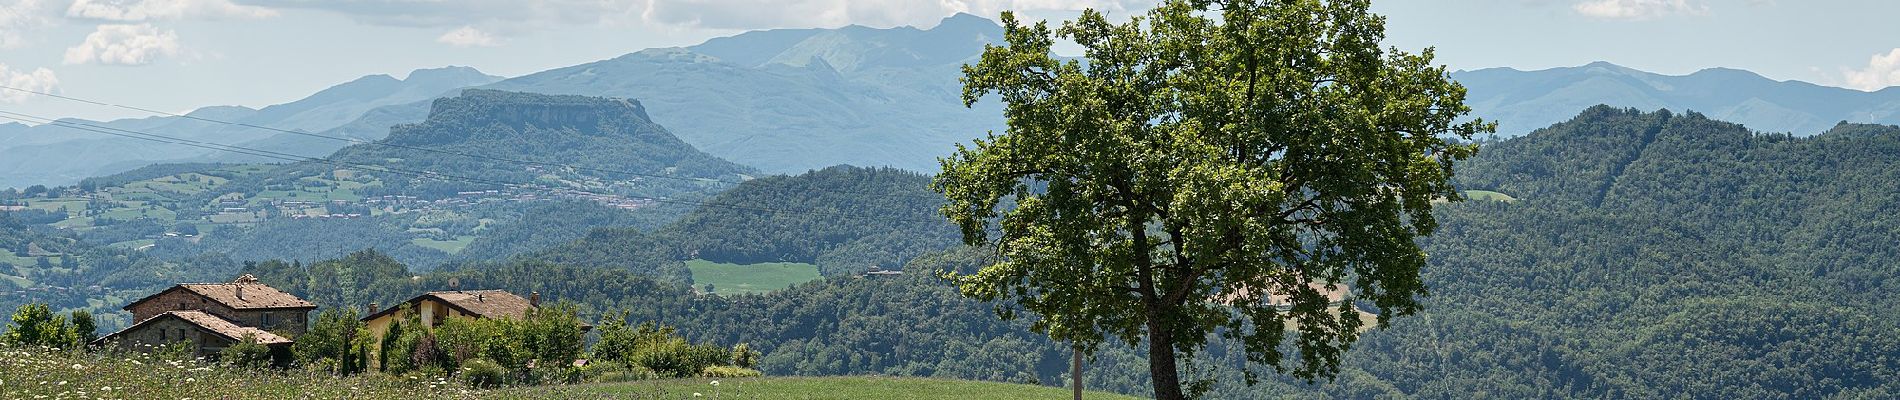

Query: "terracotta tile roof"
(426, 290), (534, 319)
(126, 274), (316, 311)
(93, 310), (292, 346)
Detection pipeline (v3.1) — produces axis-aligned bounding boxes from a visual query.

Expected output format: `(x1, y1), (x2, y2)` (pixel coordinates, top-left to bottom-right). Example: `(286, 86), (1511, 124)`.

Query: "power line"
(0, 84), (943, 201)
(0, 111), (945, 224)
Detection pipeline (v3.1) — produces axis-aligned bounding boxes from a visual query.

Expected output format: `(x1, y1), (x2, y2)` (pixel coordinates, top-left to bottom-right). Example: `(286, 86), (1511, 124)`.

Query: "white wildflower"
(711, 380), (720, 386)
(694, 393), (703, 397)
(71, 363), (86, 370)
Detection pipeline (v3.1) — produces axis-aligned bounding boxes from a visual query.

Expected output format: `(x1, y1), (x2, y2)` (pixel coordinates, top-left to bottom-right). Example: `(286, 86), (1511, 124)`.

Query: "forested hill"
(319, 89), (755, 196)
(529, 166), (959, 281)
(1357, 106), (1900, 398)
(600, 108), (1900, 398)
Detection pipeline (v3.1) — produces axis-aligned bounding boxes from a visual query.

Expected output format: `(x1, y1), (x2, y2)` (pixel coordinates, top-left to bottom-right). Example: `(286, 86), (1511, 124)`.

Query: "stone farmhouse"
(92, 274), (316, 357)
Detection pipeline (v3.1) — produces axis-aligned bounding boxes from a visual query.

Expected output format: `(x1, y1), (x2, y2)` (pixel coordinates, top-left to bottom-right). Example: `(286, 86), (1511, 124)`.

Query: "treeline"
(525, 166), (959, 281)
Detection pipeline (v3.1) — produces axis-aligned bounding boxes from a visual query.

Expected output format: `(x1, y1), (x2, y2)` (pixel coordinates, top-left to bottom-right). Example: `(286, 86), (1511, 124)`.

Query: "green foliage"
(528, 166), (957, 282)
(2, 303), (81, 349)
(459, 358), (508, 388)
(701, 366), (763, 378)
(382, 302), (589, 387)
(942, 1), (1489, 397)
(730, 343), (759, 369)
(295, 308), (371, 375)
(591, 312), (738, 379)
(221, 333), (275, 370)
(69, 310), (95, 346)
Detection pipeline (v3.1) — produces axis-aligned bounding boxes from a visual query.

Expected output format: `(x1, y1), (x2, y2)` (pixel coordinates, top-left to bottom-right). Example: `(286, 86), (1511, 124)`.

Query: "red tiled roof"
(425, 290), (535, 319)
(93, 310), (292, 346)
(362, 289), (535, 322)
(124, 274), (315, 311)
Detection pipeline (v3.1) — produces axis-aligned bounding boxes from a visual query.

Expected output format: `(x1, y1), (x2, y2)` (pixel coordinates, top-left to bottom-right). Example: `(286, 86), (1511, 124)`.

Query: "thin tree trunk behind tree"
(1147, 317), (1185, 400)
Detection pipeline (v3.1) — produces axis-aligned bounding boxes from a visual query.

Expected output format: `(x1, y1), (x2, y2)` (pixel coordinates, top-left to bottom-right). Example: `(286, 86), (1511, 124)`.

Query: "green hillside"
(530, 165), (957, 282)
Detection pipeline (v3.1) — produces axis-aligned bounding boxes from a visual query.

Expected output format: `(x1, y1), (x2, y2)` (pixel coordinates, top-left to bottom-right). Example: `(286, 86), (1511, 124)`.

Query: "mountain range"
(1454, 62), (1900, 136)
(10, 14), (1900, 191)
(0, 67), (502, 189)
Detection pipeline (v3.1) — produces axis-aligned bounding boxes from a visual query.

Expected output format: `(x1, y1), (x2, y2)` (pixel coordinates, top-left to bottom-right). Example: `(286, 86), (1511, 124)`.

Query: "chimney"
(367, 302), (379, 315)
(476, 293), (485, 302)
(530, 291), (541, 308)
(235, 285), (244, 301)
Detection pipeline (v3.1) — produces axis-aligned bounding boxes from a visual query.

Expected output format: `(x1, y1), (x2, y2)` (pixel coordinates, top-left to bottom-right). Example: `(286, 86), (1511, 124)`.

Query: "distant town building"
(862, 266), (905, 277)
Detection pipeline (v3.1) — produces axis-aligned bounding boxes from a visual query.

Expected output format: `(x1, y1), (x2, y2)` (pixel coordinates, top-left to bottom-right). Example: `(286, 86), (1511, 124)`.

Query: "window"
(262, 312), (274, 326)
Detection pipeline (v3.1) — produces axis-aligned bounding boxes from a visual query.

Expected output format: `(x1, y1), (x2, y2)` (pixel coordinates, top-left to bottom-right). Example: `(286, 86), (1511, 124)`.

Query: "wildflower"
(711, 380), (720, 386)
(101, 386), (112, 392)
(56, 380), (67, 385)
(694, 393), (703, 397)
(71, 363), (86, 370)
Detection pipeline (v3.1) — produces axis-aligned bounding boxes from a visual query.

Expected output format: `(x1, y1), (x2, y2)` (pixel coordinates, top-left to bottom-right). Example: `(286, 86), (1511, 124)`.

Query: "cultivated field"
(685, 260), (823, 295)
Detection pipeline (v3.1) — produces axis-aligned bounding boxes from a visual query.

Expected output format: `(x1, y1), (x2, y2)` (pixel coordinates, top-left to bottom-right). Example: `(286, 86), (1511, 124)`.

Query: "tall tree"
(937, 1), (1490, 398)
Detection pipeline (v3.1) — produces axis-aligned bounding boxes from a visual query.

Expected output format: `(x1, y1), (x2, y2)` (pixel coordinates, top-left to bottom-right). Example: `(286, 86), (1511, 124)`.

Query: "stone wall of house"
(104, 317), (231, 356)
(226, 309), (310, 336)
(128, 290), (238, 324)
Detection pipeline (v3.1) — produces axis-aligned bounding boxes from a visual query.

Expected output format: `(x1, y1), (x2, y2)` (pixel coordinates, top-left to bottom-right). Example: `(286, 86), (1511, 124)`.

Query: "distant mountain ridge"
(316, 89), (755, 194)
(302, 13), (1006, 176)
(1454, 61), (1900, 136)
(0, 66), (502, 189)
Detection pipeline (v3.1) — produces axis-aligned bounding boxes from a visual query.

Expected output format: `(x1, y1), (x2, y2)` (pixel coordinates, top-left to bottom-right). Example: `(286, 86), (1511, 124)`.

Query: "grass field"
(3, 346), (1140, 400)
(502, 376), (1145, 400)
(412, 236), (477, 254)
(685, 260), (822, 295)
(1464, 190), (1519, 203)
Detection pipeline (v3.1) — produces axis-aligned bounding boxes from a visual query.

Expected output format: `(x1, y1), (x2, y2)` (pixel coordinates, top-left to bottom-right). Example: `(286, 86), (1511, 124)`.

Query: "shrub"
(460, 358), (507, 388)
(700, 366), (763, 378)
(221, 333), (274, 370)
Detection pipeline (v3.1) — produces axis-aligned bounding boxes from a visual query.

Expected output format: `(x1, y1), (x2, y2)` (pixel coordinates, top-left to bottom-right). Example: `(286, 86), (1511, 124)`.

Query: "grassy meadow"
(0, 346), (1140, 400)
(501, 376), (1147, 399)
(685, 260), (823, 295)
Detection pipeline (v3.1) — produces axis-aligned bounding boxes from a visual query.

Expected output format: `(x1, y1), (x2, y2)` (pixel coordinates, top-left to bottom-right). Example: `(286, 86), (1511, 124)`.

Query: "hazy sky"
(2, 0), (1898, 122)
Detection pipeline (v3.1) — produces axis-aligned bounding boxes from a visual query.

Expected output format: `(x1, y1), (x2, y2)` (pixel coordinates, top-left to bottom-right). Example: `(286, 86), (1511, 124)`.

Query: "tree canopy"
(937, 1), (1490, 398)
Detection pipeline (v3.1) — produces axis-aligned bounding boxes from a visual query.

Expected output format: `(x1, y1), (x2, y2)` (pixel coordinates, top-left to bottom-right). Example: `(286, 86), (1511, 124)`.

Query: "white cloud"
(635, 0), (1153, 30)
(1572, 0), (1707, 20)
(1841, 48), (1900, 91)
(63, 24), (183, 65)
(0, 0), (52, 49)
(67, 0), (277, 21)
(0, 64), (59, 103)
(238, 0), (1147, 33)
(437, 26), (500, 47)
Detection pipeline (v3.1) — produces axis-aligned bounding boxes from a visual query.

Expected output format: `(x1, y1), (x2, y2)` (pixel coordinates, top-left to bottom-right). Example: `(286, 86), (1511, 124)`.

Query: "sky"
(1, 0), (1897, 122)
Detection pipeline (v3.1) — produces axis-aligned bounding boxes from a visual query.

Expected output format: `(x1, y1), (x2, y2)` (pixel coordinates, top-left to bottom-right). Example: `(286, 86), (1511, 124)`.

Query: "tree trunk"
(1146, 317), (1186, 400)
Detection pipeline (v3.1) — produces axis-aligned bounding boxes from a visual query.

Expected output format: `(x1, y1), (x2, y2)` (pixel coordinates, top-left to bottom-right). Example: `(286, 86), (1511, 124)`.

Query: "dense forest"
(523, 166), (958, 282)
